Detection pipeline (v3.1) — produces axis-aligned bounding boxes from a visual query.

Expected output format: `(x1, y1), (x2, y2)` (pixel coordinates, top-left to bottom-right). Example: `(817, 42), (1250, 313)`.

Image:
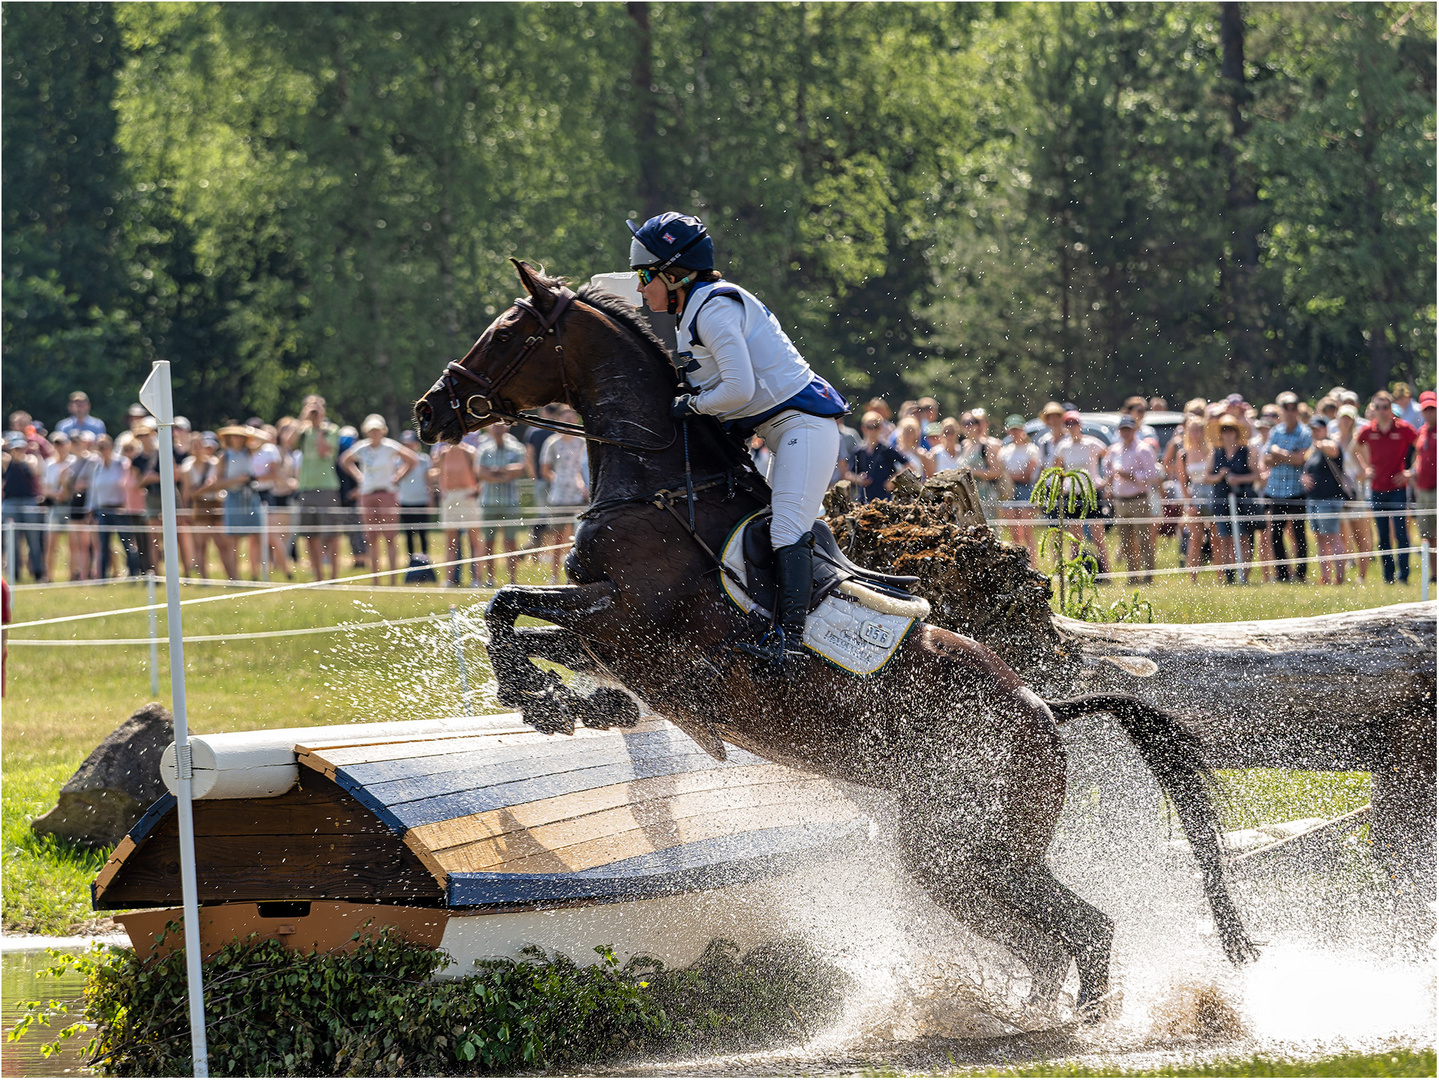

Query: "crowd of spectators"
(829, 382), (1435, 588)
(3, 380), (1434, 590)
(0, 391), (589, 588)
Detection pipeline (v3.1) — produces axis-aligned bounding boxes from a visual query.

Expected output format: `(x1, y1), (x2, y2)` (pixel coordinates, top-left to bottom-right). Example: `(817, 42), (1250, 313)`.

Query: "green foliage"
(5, 3), (1431, 432)
(15, 930), (846, 1077)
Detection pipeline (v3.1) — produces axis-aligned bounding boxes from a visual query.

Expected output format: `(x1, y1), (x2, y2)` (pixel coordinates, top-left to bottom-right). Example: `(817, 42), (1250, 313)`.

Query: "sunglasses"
(1064, 419), (1081, 426)
(862, 422), (882, 430)
(636, 267), (660, 286)
(1376, 402), (1392, 410)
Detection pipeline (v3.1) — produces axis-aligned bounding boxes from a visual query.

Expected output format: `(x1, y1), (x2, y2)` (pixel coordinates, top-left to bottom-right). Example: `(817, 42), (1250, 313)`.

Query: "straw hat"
(1207, 414), (1250, 443)
(216, 424), (262, 442)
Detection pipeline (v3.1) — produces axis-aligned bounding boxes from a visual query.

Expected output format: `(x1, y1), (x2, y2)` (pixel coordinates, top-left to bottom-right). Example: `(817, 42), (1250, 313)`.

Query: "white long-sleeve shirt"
(675, 282), (813, 423)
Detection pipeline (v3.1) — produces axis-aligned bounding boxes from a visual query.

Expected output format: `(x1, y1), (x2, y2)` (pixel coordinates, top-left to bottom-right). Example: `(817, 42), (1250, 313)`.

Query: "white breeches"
(754, 410), (841, 548)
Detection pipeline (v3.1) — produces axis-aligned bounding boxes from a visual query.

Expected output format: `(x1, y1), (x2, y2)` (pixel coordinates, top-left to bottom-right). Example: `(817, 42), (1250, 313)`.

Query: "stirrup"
(738, 626), (805, 680)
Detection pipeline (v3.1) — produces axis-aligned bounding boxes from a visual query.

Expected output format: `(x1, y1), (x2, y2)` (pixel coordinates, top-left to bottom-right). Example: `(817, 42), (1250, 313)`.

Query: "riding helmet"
(627, 212), (714, 274)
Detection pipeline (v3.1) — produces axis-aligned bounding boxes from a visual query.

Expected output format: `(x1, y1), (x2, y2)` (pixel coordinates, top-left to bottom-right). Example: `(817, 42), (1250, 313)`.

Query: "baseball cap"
(4, 431), (27, 449)
(1419, 391), (1436, 409)
(1062, 410), (1082, 424)
(127, 403), (149, 417)
(1338, 405), (1360, 420)
(1276, 391), (1299, 407)
(1308, 414), (1329, 429)
(1040, 402), (1064, 418)
(1004, 414), (1026, 431)
(69, 391), (90, 404)
(1117, 415), (1136, 429)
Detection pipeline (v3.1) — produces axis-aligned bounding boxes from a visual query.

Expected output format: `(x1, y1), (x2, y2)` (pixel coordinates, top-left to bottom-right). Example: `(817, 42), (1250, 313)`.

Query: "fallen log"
(825, 474), (1437, 874)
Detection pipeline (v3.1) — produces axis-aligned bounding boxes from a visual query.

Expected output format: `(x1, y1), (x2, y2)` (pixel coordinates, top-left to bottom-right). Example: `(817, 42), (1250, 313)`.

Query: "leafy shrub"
(14, 927), (847, 1076)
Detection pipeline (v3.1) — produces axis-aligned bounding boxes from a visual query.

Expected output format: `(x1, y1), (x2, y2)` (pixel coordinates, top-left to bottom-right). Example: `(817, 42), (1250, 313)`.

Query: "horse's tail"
(1044, 692), (1260, 966)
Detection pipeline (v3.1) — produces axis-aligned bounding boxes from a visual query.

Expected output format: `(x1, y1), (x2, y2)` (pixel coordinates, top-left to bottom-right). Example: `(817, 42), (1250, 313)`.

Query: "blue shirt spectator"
(1263, 411), (1312, 499)
(54, 392), (106, 439)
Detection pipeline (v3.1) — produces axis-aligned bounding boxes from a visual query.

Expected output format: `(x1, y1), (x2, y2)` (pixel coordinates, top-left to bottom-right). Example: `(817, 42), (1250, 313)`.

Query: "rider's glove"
(669, 395), (700, 420)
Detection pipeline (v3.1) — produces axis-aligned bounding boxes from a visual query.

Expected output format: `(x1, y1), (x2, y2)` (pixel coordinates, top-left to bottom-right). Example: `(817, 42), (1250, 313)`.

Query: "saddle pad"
(720, 512), (921, 677)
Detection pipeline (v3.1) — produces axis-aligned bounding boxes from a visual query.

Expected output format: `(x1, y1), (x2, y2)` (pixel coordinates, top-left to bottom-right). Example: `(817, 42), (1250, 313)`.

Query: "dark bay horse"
(414, 260), (1257, 1019)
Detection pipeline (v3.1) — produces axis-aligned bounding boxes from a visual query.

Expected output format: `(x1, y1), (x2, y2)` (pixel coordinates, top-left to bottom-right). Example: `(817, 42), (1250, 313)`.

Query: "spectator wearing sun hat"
(999, 414), (1041, 566)
(1036, 402), (1067, 469)
(1104, 414), (1160, 584)
(1262, 392), (1312, 584)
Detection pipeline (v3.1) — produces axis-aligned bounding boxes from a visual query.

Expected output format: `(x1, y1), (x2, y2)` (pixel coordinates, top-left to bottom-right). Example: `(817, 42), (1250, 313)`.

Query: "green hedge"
(17, 929), (847, 1076)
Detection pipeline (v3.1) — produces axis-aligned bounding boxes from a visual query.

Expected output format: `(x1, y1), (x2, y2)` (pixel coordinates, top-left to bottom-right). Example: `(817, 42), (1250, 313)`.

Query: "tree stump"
(32, 702), (174, 849)
(824, 477), (1437, 877)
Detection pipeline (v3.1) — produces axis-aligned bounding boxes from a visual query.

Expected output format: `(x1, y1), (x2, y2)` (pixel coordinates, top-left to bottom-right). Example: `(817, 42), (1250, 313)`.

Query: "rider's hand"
(669, 395), (699, 420)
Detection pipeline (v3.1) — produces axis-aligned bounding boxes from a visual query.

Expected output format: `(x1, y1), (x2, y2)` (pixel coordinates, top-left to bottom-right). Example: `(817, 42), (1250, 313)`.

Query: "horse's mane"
(529, 269), (763, 483)
(525, 269), (673, 369)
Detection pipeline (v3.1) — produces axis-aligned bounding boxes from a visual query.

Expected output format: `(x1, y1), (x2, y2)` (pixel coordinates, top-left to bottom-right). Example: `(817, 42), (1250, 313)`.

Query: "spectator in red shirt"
(1414, 391), (1436, 581)
(1355, 390), (1419, 584)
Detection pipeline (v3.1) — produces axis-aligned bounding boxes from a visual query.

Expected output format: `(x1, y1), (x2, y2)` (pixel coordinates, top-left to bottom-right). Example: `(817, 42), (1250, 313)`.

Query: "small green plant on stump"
(1030, 466), (1154, 624)
(1031, 465), (1102, 619)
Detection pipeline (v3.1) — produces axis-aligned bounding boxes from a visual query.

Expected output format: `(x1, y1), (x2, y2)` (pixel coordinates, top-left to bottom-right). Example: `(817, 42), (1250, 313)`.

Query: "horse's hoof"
(579, 687), (640, 730)
(522, 689), (577, 736)
(1076, 987), (1122, 1025)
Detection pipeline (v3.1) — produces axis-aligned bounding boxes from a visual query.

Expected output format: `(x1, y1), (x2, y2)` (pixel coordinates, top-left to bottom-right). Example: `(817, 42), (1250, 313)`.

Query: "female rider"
(628, 211), (848, 677)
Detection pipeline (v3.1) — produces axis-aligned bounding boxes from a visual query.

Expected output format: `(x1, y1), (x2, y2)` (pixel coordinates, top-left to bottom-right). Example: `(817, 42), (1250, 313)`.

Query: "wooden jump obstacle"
(93, 714), (868, 968)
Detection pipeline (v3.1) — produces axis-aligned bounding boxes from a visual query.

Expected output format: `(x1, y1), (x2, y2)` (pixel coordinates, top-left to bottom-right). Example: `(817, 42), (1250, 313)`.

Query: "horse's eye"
(495, 330), (511, 344)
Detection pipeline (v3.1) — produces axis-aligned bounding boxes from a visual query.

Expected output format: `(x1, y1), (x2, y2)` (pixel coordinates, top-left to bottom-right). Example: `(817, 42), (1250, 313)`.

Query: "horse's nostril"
(416, 401), (432, 425)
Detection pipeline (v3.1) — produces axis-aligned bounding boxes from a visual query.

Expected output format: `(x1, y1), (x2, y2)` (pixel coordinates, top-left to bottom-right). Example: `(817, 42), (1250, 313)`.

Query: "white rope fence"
(4, 542), (569, 631)
(6, 610), (488, 647)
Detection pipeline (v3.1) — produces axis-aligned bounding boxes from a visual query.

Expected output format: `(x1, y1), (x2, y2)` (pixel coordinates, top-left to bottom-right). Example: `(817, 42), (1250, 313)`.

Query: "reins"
(441, 286), (678, 454)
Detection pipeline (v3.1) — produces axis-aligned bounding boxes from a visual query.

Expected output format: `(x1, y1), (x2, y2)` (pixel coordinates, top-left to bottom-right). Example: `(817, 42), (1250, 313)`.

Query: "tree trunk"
(627, 2), (665, 219)
(1219, 1), (1266, 386)
(1044, 602), (1436, 868)
(827, 479), (1436, 875)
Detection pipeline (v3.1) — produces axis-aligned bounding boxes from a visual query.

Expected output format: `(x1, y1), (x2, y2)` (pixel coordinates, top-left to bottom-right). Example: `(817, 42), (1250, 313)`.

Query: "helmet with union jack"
(627, 212), (714, 274)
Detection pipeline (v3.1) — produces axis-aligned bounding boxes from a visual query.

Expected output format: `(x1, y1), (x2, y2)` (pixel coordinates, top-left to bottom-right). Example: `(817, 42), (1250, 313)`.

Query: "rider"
(627, 211), (849, 677)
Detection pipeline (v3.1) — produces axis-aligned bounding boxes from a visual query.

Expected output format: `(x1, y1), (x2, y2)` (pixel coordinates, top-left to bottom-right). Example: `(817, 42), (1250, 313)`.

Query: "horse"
(414, 259), (1258, 1020)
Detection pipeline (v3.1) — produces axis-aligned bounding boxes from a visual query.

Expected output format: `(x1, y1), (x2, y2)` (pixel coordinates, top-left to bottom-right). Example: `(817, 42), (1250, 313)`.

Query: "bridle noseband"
(437, 284), (678, 453)
(442, 286), (577, 425)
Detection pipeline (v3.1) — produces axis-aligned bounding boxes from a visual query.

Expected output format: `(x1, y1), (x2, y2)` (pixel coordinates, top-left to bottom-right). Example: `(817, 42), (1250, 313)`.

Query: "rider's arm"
(688, 302), (756, 417)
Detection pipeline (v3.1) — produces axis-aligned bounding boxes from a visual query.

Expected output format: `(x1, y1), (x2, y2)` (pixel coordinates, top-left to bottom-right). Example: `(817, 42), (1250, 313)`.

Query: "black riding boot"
(743, 532), (815, 679)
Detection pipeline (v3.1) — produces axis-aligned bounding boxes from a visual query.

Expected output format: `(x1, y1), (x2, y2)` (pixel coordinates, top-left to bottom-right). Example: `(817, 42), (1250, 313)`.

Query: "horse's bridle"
(438, 284), (677, 452)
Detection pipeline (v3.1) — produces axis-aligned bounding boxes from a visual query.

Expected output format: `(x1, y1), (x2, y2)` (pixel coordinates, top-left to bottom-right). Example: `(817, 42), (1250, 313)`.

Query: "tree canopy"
(4, 2), (1434, 431)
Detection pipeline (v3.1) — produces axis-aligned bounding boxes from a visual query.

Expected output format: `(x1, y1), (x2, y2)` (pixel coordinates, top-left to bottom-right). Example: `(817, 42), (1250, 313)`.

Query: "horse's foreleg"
(484, 583), (635, 734)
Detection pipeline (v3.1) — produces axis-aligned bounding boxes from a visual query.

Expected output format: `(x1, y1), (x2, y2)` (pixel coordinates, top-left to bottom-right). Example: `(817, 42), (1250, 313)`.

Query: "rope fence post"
(147, 572), (159, 697)
(3, 520), (14, 585)
(1227, 493), (1247, 584)
(1423, 541), (1431, 603)
(451, 604), (472, 715)
(258, 500), (270, 582)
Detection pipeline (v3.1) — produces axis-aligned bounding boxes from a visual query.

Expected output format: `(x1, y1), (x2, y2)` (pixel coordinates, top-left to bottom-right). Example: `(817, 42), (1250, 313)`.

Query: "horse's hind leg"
(984, 860), (1115, 1020)
(897, 836), (1086, 1012)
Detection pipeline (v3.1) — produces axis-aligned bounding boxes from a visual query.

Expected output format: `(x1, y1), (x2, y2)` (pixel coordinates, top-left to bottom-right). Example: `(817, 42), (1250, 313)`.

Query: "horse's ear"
(511, 259), (551, 308)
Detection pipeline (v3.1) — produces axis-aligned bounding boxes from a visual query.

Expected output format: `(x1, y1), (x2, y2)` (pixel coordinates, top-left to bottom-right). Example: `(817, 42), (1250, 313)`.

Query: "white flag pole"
(140, 361), (209, 1077)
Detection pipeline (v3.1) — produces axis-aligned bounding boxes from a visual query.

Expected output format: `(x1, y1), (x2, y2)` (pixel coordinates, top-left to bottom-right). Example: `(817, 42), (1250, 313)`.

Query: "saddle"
(719, 511), (930, 676)
(736, 513), (922, 617)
